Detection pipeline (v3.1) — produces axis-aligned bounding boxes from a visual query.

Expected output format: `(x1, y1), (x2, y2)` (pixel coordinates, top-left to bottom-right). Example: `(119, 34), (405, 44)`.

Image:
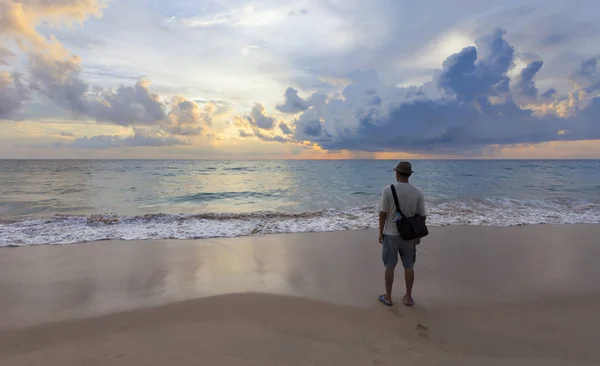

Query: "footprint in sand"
(416, 323), (429, 339)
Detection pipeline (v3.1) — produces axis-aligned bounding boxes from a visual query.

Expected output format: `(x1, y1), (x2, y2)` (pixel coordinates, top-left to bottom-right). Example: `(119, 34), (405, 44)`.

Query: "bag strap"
(390, 184), (407, 219)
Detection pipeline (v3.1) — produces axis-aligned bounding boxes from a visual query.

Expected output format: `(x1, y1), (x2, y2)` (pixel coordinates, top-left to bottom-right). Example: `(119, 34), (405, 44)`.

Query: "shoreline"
(2, 225), (600, 364)
(2, 222), (599, 248)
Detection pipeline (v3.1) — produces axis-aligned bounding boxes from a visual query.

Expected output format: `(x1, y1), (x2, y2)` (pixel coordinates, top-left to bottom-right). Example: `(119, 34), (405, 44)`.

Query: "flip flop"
(378, 294), (393, 307)
(403, 295), (414, 307)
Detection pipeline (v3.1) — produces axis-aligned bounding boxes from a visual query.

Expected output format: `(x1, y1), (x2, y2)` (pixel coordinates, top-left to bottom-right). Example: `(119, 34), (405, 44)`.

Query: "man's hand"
(378, 211), (387, 244)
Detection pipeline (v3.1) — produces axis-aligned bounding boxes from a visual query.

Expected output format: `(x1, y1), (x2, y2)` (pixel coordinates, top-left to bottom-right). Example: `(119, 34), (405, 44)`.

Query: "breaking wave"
(1, 197), (599, 246)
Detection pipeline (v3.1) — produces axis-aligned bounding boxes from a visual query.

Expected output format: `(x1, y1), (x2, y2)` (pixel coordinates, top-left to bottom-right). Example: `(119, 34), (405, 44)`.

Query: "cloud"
(52, 29), (106, 51)
(527, 90), (589, 118)
(16, 0), (104, 18)
(82, 70), (140, 81)
(68, 128), (190, 149)
(437, 29), (514, 103)
(27, 53), (90, 115)
(194, 100), (232, 116)
(233, 107), (291, 143)
(89, 80), (169, 126)
(275, 87), (331, 115)
(237, 127), (289, 143)
(165, 96), (214, 136)
(247, 103), (276, 129)
(1, 0), (196, 136)
(279, 122), (293, 135)
(0, 0), (105, 57)
(0, 47), (15, 65)
(25, 53), (167, 125)
(271, 29), (600, 154)
(0, 71), (29, 118)
(0, 0), (215, 142)
(541, 88), (557, 99)
(3, 1), (600, 158)
(513, 60), (544, 99)
(8, 52), (216, 139)
(571, 58), (600, 93)
(297, 115), (323, 137)
(59, 130), (74, 137)
(572, 58), (597, 81)
(276, 87), (311, 113)
(252, 128), (288, 143)
(238, 129), (253, 138)
(506, 14), (599, 51)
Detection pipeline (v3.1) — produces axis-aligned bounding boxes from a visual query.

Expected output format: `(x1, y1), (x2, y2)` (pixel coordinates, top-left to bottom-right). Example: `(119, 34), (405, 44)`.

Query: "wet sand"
(1, 225), (600, 365)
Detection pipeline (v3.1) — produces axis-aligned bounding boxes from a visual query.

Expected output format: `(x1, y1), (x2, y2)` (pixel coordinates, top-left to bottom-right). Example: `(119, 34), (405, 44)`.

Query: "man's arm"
(418, 192), (426, 222)
(379, 211), (388, 237)
(378, 187), (389, 242)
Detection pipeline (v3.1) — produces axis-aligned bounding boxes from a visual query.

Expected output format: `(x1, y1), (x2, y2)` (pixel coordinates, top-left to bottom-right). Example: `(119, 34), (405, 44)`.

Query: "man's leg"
(404, 268), (414, 299)
(381, 235), (399, 304)
(399, 241), (416, 305)
(385, 267), (395, 302)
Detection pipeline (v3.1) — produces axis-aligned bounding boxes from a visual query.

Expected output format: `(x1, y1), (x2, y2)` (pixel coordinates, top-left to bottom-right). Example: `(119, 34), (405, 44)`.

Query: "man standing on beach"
(378, 161), (426, 307)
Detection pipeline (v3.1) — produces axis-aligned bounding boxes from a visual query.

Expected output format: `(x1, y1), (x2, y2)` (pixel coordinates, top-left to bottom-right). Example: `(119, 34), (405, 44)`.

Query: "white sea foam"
(1, 198), (599, 246)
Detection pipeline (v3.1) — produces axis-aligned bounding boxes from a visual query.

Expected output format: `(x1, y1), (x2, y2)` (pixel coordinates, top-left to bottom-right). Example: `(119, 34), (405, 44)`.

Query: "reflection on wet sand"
(1, 225), (600, 328)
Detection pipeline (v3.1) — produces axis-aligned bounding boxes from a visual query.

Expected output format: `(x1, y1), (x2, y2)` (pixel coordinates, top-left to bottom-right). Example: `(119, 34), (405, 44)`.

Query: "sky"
(1, 0), (600, 159)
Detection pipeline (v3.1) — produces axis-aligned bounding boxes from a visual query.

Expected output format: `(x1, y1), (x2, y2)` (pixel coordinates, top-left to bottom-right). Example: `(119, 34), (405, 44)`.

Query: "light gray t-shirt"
(379, 182), (426, 236)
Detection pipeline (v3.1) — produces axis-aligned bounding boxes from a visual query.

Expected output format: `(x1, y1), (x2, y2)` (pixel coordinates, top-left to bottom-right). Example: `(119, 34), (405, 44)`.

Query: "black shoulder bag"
(390, 184), (429, 240)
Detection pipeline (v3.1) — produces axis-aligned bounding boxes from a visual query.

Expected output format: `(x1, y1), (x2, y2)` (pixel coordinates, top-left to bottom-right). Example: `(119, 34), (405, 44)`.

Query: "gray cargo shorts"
(382, 235), (417, 270)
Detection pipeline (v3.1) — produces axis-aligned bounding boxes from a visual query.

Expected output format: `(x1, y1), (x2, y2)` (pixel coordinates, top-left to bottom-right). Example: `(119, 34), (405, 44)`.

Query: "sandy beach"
(1, 225), (600, 365)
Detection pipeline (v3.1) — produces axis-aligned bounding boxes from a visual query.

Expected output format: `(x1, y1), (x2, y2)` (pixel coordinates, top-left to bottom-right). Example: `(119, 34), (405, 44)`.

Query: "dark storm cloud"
(272, 29), (600, 154)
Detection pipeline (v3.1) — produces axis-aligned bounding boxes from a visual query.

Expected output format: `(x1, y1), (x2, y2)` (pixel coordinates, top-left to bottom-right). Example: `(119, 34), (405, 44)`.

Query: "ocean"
(1, 159), (599, 246)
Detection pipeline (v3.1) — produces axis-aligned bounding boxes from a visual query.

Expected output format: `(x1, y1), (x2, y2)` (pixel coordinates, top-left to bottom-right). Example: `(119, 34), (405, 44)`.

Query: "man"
(378, 161), (426, 307)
